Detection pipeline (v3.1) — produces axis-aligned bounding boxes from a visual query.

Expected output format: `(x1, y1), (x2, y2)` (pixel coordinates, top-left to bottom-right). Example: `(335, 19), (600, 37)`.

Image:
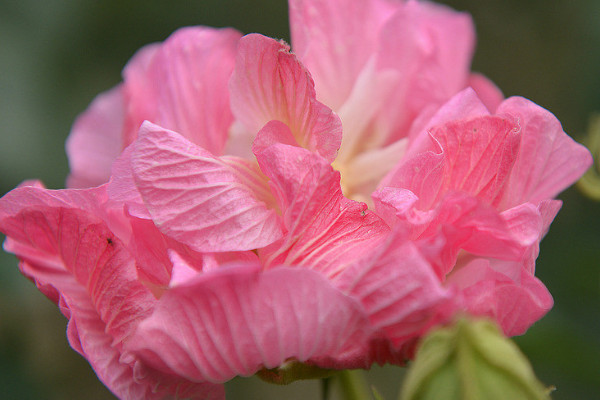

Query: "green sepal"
(401, 317), (552, 400)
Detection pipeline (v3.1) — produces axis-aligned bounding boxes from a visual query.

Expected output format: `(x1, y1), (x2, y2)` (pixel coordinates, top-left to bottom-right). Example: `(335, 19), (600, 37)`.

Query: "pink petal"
(375, 1), (475, 143)
(229, 34), (342, 162)
(447, 258), (553, 336)
(496, 96), (593, 208)
(106, 144), (151, 219)
(335, 229), (455, 350)
(404, 88), (491, 155)
(126, 215), (258, 291)
(255, 140), (389, 277)
(65, 85), (125, 188)
(123, 27), (241, 155)
(131, 122), (282, 252)
(431, 116), (520, 207)
(289, 0), (400, 110)
(0, 186), (220, 398)
(373, 188), (536, 277)
(121, 42), (161, 146)
(385, 115), (520, 209)
(127, 263), (372, 383)
(468, 73), (504, 113)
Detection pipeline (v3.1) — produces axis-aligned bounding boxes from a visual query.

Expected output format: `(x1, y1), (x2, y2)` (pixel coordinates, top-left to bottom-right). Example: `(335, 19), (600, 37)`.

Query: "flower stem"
(337, 370), (371, 400)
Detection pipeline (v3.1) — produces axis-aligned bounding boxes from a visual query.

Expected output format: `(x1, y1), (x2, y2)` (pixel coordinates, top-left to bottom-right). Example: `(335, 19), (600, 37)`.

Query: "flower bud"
(401, 317), (552, 400)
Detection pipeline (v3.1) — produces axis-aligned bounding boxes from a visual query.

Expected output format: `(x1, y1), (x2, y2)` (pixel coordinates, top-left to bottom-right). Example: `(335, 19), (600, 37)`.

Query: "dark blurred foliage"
(0, 1), (598, 399)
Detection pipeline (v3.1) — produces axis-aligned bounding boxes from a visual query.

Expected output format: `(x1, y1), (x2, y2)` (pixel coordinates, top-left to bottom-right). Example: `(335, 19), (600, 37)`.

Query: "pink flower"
(374, 89), (592, 335)
(0, 0), (592, 399)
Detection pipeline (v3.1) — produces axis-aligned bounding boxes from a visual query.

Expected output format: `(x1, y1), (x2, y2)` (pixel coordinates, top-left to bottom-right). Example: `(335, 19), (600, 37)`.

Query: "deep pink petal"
(127, 215), (258, 291)
(230, 34), (342, 162)
(385, 115), (520, 209)
(131, 122), (282, 252)
(289, 0), (400, 110)
(404, 88), (491, 155)
(255, 141), (389, 277)
(496, 96), (593, 209)
(447, 258), (553, 336)
(66, 85), (125, 188)
(123, 27), (241, 155)
(127, 263), (372, 383)
(335, 230), (455, 350)
(0, 186), (222, 398)
(373, 188), (537, 277)
(430, 116), (520, 207)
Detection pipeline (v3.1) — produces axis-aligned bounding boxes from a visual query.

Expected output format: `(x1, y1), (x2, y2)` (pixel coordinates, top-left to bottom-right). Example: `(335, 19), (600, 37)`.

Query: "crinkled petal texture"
(129, 122), (282, 252)
(253, 127), (389, 277)
(0, 184), (221, 399)
(229, 34), (342, 162)
(446, 258), (554, 336)
(495, 96), (594, 209)
(334, 229), (457, 365)
(374, 90), (592, 334)
(127, 263), (373, 383)
(289, 0), (499, 202)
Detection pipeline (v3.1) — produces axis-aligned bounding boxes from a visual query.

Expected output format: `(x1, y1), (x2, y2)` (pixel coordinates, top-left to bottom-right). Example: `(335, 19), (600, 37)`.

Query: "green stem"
(337, 370), (371, 400)
(321, 376), (332, 400)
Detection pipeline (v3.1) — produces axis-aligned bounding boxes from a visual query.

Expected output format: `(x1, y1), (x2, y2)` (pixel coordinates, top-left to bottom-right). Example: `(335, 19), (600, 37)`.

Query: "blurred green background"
(0, 1), (598, 399)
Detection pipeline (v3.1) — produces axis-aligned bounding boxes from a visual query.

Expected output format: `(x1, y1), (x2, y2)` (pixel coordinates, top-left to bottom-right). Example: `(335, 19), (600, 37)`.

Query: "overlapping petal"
(254, 130), (389, 277)
(127, 263), (372, 383)
(123, 27), (241, 154)
(335, 229), (455, 352)
(289, 0), (400, 110)
(130, 122), (282, 252)
(229, 34), (342, 162)
(0, 185), (218, 399)
(496, 96), (594, 209)
(446, 258), (553, 336)
(66, 86), (125, 188)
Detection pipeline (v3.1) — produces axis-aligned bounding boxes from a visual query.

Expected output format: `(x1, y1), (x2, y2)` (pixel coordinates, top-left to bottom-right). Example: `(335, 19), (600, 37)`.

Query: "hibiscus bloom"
(0, 0), (592, 399)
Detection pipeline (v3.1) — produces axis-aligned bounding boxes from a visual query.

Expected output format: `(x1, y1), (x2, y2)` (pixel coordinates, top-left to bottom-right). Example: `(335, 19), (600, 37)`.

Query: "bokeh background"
(0, 1), (598, 399)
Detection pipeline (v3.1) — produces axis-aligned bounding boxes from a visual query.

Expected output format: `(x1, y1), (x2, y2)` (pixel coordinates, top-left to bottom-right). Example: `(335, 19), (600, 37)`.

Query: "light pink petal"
(121, 42), (162, 147)
(123, 27), (241, 154)
(0, 187), (219, 398)
(229, 34), (342, 162)
(496, 96), (593, 208)
(501, 199), (562, 276)
(335, 229), (455, 350)
(255, 141), (389, 277)
(66, 85), (125, 188)
(468, 73), (504, 113)
(127, 263), (372, 383)
(447, 258), (553, 336)
(289, 0), (400, 110)
(131, 122), (282, 252)
(375, 1), (475, 143)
